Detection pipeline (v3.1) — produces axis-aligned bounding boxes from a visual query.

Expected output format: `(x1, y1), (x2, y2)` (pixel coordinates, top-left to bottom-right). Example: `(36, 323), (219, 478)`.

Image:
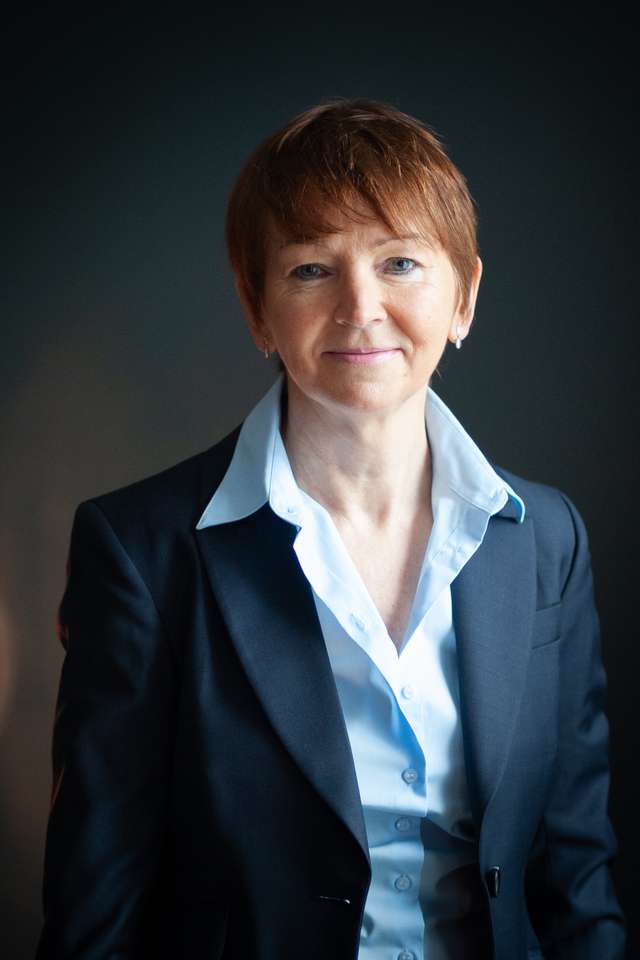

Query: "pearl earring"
(455, 326), (462, 350)
(263, 338), (270, 359)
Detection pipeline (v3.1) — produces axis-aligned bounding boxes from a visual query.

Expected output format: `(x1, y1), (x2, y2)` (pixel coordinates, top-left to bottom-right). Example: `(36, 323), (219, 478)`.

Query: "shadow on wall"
(0, 595), (14, 738)
(0, 322), (180, 959)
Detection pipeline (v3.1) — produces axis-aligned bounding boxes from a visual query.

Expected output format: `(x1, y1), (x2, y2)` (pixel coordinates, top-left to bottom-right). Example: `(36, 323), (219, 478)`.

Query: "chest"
(333, 508), (433, 652)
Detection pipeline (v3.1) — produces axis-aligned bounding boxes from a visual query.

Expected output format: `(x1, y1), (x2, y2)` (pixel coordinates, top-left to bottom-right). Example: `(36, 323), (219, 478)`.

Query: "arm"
(36, 500), (176, 958)
(525, 492), (626, 959)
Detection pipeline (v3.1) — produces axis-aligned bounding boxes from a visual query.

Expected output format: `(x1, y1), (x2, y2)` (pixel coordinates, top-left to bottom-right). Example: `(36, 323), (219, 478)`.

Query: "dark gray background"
(2, 7), (637, 958)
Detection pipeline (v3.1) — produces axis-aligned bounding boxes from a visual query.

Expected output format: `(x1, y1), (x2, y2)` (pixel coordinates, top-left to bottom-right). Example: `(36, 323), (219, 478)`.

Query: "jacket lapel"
(194, 434), (536, 854)
(195, 504), (371, 868)
(452, 496), (537, 829)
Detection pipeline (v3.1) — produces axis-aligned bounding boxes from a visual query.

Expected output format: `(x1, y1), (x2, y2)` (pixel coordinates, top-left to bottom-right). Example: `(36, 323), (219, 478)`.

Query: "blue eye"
(291, 258), (418, 280)
(388, 257), (416, 273)
(292, 264), (324, 280)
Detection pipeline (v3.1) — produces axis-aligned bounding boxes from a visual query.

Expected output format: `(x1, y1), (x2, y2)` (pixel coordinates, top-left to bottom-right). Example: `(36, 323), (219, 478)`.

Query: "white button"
(401, 684), (414, 700)
(397, 952), (415, 960)
(350, 613), (366, 631)
(286, 505), (297, 515)
(395, 816), (412, 832)
(402, 768), (418, 784)
(394, 874), (412, 891)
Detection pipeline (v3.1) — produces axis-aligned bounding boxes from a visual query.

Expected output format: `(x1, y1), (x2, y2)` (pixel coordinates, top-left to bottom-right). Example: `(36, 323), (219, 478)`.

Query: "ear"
(233, 274), (267, 352)
(451, 256), (483, 342)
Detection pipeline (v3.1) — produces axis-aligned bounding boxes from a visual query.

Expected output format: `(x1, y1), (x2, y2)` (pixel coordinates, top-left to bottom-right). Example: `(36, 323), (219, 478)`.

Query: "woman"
(36, 99), (625, 959)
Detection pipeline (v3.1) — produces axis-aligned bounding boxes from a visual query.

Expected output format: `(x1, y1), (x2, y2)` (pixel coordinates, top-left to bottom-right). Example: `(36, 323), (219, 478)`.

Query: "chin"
(320, 378), (410, 413)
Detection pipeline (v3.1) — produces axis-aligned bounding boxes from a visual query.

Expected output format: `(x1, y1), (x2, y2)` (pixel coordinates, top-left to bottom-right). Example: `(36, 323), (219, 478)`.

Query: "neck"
(279, 377), (432, 531)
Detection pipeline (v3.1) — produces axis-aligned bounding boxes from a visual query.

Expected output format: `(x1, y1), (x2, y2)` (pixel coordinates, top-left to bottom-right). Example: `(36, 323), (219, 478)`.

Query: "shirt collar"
(195, 373), (525, 530)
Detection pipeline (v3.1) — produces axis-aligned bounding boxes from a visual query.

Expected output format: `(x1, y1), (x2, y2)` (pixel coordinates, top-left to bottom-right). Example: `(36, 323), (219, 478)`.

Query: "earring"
(263, 338), (270, 359)
(455, 326), (462, 350)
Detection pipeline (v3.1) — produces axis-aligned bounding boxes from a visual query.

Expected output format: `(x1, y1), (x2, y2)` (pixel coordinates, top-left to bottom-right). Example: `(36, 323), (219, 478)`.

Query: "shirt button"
(402, 767), (418, 784)
(397, 952), (415, 960)
(350, 613), (366, 631)
(401, 684), (414, 700)
(395, 816), (412, 832)
(286, 505), (297, 515)
(394, 874), (412, 891)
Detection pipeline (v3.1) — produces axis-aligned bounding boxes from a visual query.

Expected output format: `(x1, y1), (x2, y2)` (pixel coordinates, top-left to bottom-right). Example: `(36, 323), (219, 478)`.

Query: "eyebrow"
(277, 233), (426, 251)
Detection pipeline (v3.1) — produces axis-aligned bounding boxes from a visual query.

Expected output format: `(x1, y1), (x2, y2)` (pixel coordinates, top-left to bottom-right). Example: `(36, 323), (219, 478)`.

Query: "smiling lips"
(325, 347), (401, 364)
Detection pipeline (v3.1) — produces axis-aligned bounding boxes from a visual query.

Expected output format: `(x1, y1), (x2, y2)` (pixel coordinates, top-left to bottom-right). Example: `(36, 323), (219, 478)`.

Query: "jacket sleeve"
(36, 499), (176, 958)
(525, 491), (626, 959)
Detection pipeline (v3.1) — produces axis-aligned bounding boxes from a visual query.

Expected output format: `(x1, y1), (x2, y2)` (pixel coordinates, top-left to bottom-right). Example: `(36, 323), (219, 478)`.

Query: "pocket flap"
(531, 601), (562, 648)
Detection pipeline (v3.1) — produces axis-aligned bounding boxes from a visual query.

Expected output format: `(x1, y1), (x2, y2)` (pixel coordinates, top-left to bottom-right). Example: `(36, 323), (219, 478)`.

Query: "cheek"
(269, 303), (305, 336)
(397, 289), (451, 346)
(270, 305), (323, 360)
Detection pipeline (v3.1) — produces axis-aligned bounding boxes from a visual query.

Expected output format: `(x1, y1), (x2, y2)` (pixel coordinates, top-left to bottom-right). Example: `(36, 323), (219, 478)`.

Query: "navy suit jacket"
(36, 423), (626, 959)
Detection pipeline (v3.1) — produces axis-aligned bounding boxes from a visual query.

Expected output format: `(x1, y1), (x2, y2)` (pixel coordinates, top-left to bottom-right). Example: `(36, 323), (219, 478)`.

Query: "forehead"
(266, 209), (437, 258)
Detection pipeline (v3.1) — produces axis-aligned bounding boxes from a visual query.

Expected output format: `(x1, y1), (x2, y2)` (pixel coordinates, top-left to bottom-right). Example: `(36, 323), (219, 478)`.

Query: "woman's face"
(240, 204), (482, 418)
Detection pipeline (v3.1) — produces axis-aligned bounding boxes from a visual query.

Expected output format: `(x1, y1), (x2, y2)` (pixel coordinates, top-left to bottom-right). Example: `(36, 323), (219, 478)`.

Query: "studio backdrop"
(1, 8), (637, 959)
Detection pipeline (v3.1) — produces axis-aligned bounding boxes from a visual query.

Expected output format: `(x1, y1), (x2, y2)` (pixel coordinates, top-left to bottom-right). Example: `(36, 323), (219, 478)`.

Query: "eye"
(291, 263), (326, 281)
(386, 257), (418, 274)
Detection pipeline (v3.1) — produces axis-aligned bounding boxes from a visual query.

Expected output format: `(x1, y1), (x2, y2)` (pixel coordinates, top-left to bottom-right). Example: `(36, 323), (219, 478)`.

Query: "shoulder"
(490, 461), (589, 598)
(71, 423), (242, 564)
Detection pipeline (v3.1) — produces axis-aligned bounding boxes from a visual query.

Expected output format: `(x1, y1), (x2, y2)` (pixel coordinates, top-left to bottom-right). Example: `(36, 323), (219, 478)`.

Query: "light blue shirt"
(196, 373), (525, 959)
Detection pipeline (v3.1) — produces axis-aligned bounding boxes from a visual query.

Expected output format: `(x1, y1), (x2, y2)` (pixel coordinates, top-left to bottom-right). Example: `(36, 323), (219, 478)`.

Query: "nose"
(334, 268), (385, 328)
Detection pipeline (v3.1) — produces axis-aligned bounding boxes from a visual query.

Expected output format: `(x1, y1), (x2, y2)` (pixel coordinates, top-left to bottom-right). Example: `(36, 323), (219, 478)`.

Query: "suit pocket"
(531, 601), (562, 649)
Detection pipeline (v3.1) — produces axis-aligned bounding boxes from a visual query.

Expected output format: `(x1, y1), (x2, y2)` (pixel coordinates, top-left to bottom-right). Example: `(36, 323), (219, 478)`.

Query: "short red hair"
(225, 97), (478, 321)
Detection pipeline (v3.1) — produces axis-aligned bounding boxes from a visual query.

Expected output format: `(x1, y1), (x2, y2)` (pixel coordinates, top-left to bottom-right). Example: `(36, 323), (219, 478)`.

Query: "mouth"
(324, 347), (401, 364)
(325, 347), (400, 354)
